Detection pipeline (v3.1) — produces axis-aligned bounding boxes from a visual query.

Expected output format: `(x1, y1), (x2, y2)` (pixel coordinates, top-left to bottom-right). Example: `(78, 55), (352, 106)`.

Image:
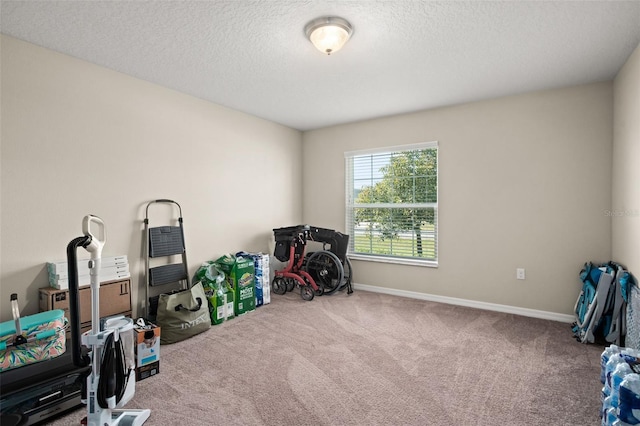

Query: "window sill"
(348, 254), (438, 268)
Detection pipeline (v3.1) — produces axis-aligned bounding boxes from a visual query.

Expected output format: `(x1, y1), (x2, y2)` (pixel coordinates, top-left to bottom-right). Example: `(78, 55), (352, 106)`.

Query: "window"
(345, 142), (438, 266)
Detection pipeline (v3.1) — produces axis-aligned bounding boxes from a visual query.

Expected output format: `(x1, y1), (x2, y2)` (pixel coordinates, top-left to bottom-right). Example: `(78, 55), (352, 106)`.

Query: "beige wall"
(0, 36), (302, 320)
(0, 34), (626, 321)
(303, 82), (613, 315)
(613, 42), (640, 276)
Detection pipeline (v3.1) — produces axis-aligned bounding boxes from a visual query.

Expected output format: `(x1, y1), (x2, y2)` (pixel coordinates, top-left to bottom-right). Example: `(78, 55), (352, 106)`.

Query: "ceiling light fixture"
(304, 16), (353, 55)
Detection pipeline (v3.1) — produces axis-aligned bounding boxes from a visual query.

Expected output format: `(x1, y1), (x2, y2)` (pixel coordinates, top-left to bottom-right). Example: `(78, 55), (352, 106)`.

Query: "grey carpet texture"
(48, 289), (603, 425)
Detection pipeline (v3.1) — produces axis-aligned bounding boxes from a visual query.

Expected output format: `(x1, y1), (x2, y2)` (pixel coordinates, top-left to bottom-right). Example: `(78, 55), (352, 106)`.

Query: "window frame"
(345, 141), (439, 267)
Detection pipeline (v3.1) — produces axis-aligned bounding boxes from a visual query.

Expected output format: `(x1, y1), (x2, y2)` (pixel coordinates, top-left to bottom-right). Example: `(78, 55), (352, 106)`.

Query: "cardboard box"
(135, 323), (160, 381)
(214, 255), (256, 316)
(39, 280), (132, 339)
(136, 361), (159, 381)
(251, 253), (270, 307)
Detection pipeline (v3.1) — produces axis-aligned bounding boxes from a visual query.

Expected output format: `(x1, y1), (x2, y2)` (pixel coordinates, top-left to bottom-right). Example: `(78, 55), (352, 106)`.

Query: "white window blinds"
(345, 142), (438, 264)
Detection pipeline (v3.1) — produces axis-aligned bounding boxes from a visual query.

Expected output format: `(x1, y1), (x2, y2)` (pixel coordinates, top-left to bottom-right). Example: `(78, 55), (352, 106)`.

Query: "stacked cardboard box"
(47, 255), (130, 289)
(214, 254), (256, 316)
(251, 253), (271, 307)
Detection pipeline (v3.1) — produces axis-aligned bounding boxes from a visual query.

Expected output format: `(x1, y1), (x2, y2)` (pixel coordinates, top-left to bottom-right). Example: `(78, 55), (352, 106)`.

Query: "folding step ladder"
(144, 199), (190, 320)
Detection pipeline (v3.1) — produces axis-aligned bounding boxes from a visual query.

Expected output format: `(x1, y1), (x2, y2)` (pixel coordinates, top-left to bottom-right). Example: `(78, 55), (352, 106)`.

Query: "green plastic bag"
(192, 262), (234, 325)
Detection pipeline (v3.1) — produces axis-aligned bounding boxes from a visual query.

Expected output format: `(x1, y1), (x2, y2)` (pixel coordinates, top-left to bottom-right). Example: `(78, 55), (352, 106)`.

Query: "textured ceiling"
(1, 1), (639, 131)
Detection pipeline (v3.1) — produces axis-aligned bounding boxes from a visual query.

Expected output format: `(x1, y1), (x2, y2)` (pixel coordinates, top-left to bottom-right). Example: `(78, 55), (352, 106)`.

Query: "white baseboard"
(352, 283), (575, 323)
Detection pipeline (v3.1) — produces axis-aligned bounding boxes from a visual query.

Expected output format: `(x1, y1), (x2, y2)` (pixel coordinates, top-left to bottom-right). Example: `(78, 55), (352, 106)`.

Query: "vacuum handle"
(82, 215), (106, 258)
(82, 215), (106, 338)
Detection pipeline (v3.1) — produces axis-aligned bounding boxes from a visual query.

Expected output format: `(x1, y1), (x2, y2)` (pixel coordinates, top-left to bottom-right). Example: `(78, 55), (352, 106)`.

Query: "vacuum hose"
(66, 235), (92, 368)
(97, 332), (129, 408)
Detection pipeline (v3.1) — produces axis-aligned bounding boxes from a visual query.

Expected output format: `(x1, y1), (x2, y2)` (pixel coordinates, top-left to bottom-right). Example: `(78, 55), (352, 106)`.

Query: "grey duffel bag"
(156, 282), (211, 344)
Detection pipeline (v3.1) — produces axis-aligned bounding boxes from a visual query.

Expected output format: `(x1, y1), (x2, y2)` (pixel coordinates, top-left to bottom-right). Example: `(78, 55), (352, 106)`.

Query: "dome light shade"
(304, 16), (353, 55)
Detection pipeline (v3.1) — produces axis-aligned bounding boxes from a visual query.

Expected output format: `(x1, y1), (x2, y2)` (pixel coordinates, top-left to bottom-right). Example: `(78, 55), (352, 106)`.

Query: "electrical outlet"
(516, 268), (526, 280)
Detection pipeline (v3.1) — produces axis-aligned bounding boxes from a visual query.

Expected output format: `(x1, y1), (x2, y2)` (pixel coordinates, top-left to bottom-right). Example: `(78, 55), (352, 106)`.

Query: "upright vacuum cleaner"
(0, 216), (150, 425)
(69, 215), (150, 426)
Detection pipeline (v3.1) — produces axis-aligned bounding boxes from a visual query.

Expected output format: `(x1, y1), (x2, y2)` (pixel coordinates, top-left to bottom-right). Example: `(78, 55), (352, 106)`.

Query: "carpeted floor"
(48, 289), (604, 425)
